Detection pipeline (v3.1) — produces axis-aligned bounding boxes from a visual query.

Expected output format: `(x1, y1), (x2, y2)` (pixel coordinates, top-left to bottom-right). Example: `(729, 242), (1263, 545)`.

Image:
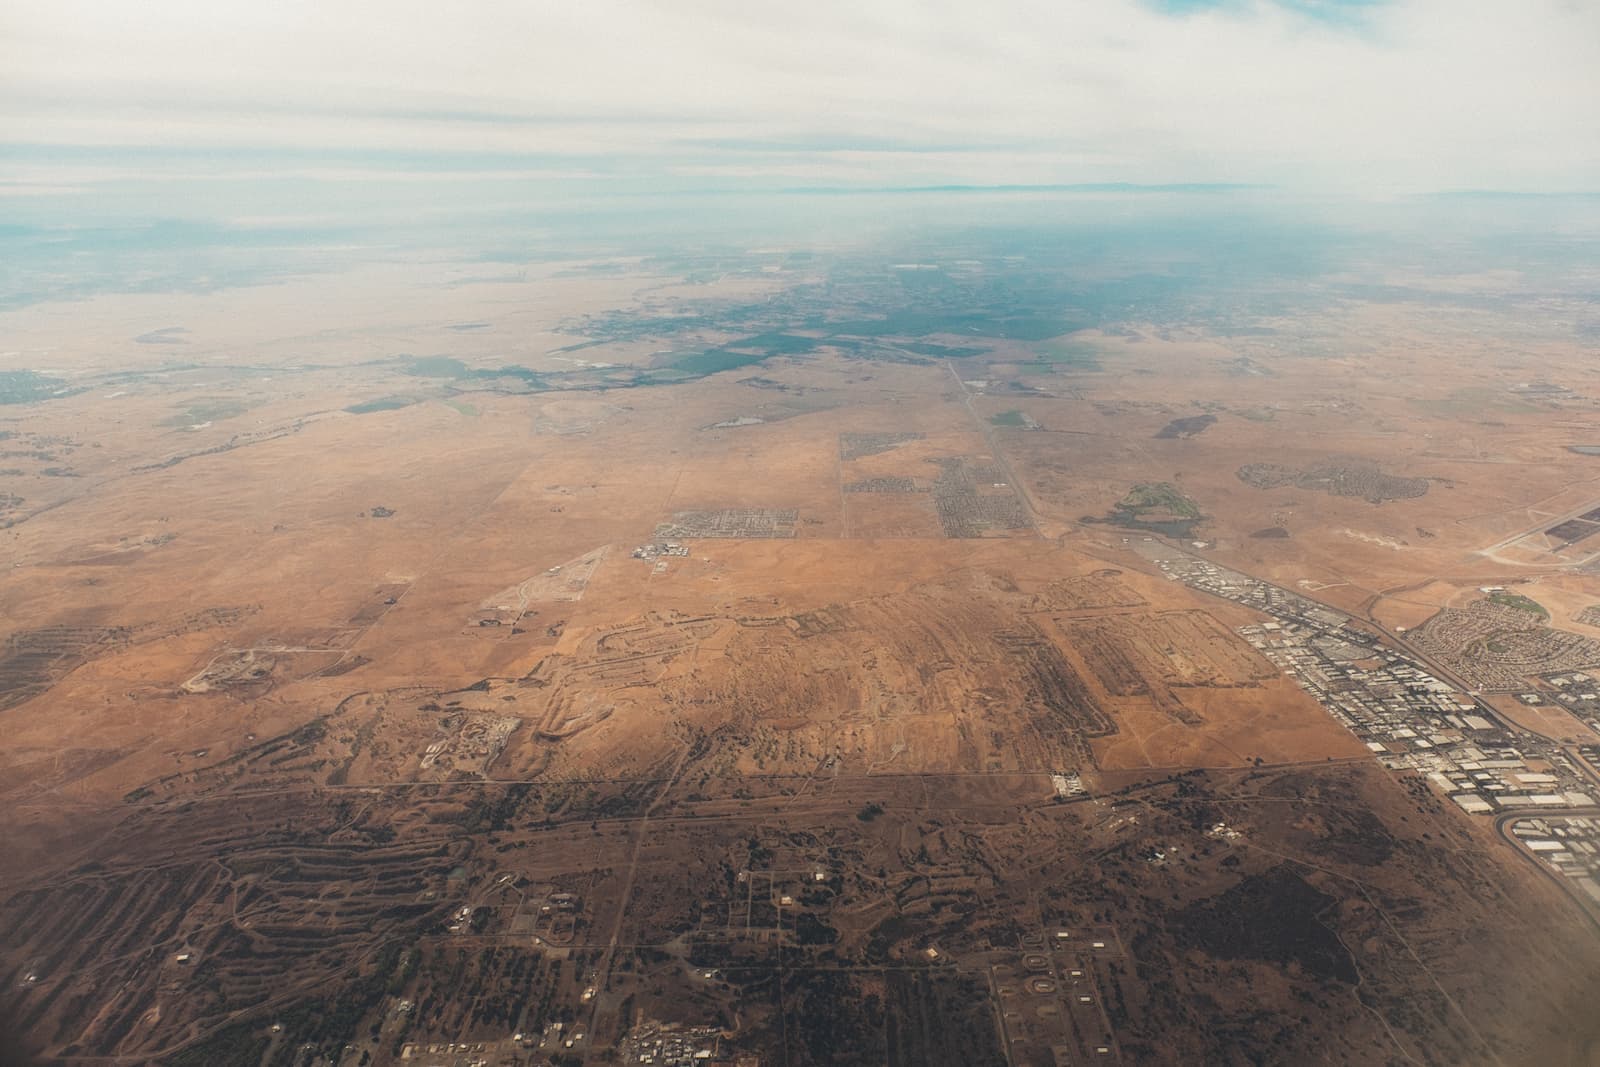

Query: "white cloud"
(3, 0), (1597, 194)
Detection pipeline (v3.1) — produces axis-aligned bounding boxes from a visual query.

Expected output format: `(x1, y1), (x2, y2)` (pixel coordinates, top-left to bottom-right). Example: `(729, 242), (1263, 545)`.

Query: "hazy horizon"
(7, 1), (1599, 230)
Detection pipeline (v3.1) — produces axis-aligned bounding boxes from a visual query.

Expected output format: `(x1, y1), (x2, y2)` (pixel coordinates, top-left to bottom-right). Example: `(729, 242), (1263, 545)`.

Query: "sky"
(2, 0), (1598, 229)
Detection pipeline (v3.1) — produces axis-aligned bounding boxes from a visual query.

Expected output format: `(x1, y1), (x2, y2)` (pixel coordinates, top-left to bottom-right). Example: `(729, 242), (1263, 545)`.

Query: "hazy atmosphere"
(6, 0), (1599, 218)
(3, 4), (1600, 1067)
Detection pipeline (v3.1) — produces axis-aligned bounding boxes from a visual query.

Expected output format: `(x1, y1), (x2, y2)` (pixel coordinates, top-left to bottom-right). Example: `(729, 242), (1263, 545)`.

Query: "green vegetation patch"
(1037, 339), (1104, 368)
(404, 356), (547, 389)
(481, 364), (545, 385)
(899, 341), (988, 358)
(635, 367), (696, 384)
(406, 355), (470, 377)
(1487, 590), (1548, 620)
(161, 397), (251, 426)
(1086, 480), (1206, 538)
(990, 315), (1087, 341)
(1235, 406), (1278, 422)
(668, 349), (772, 376)
(0, 369), (73, 405)
(345, 396), (418, 414)
(989, 410), (1029, 427)
(665, 333), (827, 378)
(1412, 387), (1542, 417)
(727, 332), (823, 355)
(828, 310), (1084, 342)
(1118, 481), (1201, 519)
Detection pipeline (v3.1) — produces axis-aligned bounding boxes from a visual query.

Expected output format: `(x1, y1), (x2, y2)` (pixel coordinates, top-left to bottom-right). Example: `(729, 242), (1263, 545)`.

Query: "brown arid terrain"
(5, 241), (1600, 1067)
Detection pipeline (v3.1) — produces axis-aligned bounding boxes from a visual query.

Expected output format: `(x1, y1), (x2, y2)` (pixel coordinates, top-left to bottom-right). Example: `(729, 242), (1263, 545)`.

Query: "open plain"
(5, 228), (1600, 1066)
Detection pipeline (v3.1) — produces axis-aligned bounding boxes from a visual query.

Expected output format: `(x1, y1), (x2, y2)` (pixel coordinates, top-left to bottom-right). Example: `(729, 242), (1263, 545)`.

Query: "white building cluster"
(1507, 816), (1600, 905)
(1149, 549), (1593, 816)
